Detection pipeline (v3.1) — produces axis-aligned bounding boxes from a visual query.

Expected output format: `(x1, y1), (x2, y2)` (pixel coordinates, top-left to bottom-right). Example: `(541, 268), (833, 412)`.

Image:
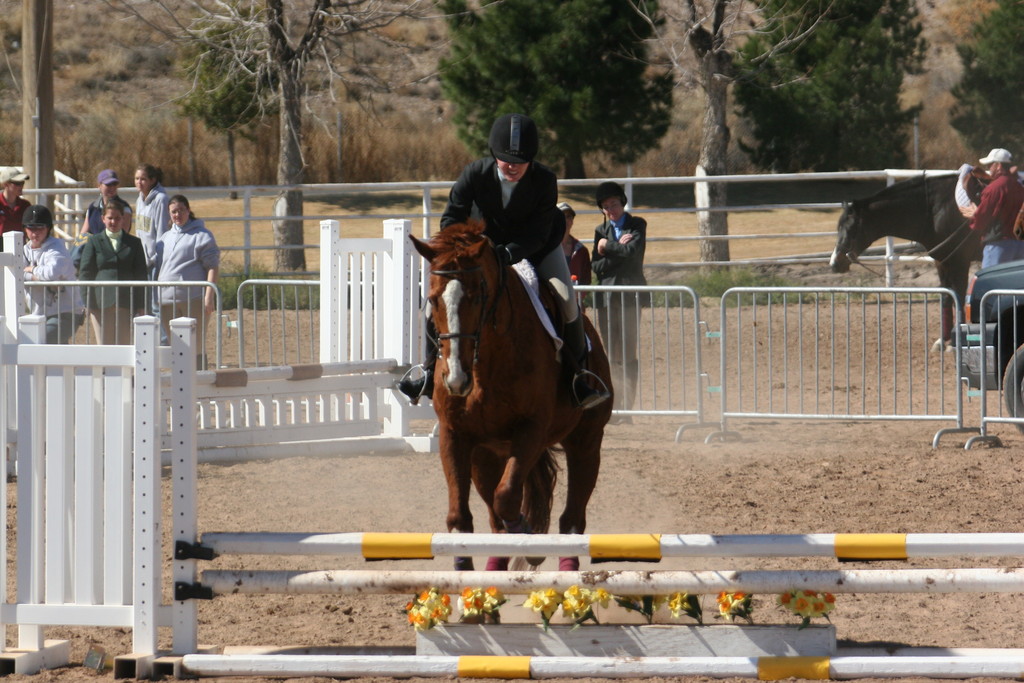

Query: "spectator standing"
(558, 201), (592, 309)
(592, 181), (647, 419)
(0, 167), (31, 243)
(133, 163), (170, 269)
(962, 148), (1024, 268)
(21, 205), (82, 344)
(78, 169), (131, 238)
(78, 202), (147, 345)
(155, 195), (220, 370)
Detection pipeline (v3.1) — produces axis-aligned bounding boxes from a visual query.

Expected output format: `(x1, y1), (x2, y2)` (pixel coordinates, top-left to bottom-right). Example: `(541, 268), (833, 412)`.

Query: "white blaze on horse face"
(829, 247), (843, 269)
(442, 278), (471, 395)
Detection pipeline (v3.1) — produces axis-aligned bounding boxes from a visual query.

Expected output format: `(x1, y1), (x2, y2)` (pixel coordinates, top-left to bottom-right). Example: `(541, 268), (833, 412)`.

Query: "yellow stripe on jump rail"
(834, 533), (907, 560)
(589, 534), (662, 560)
(457, 655), (531, 679)
(758, 656), (831, 680)
(361, 533), (434, 559)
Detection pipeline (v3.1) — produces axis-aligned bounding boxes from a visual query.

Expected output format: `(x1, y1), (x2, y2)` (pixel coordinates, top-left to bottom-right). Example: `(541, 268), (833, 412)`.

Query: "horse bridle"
(429, 260), (505, 365)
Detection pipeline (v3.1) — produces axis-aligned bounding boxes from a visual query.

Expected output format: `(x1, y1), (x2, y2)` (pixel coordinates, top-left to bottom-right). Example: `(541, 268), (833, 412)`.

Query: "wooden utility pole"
(22, 0), (54, 204)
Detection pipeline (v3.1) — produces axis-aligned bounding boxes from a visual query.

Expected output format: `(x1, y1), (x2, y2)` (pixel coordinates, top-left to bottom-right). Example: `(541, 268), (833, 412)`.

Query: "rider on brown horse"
(399, 113), (610, 410)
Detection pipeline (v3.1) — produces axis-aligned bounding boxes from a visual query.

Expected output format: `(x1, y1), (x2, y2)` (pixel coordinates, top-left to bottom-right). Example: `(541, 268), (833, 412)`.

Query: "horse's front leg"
(485, 433), (545, 570)
(439, 428), (475, 570)
(556, 430), (603, 571)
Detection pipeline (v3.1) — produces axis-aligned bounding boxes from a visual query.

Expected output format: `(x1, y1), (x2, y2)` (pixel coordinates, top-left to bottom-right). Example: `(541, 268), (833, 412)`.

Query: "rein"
(430, 256), (506, 365)
(926, 219), (973, 263)
(920, 173), (975, 263)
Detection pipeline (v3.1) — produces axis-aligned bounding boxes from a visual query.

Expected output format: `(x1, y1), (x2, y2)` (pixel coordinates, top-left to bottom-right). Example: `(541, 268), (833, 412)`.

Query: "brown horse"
(410, 220), (612, 572)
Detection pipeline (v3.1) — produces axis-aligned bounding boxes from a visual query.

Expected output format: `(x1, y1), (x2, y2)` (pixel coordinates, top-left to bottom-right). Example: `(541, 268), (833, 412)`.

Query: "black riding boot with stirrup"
(398, 320), (438, 404)
(398, 358), (435, 404)
(563, 316), (610, 410)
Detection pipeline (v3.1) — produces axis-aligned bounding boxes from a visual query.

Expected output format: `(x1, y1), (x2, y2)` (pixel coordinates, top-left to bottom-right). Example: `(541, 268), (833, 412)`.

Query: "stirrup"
(572, 369), (610, 410)
(397, 365), (432, 405)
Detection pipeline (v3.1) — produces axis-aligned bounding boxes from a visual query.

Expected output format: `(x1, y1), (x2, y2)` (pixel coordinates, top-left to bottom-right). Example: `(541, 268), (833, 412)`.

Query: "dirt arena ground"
(13, 255), (1024, 683)
(19, 378), (1024, 683)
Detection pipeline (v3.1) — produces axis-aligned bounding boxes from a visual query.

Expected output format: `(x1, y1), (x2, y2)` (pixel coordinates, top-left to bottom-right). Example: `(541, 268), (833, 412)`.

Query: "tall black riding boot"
(398, 318), (437, 404)
(563, 316), (610, 410)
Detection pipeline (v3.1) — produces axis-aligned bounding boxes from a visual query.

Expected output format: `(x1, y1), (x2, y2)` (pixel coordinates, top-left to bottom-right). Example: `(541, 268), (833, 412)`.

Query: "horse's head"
(411, 221), (500, 398)
(831, 199), (869, 273)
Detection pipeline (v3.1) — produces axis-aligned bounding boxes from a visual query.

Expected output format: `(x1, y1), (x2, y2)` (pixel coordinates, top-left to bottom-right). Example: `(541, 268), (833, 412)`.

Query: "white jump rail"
(196, 531), (1024, 561)
(194, 567), (1024, 596)
(180, 651), (1024, 679)
(167, 358), (424, 463)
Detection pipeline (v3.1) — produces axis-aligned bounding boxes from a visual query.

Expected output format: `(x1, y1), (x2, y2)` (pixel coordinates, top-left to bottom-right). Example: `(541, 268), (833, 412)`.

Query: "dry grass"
(0, 1), (993, 186)
(193, 188), (844, 275)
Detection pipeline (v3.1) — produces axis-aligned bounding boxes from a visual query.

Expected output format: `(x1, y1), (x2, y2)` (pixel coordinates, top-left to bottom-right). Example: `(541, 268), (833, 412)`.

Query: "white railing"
(19, 169), (951, 278)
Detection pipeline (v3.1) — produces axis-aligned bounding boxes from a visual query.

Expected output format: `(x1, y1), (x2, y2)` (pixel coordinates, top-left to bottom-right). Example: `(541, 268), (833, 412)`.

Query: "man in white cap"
(0, 166), (31, 241)
(963, 148), (1024, 268)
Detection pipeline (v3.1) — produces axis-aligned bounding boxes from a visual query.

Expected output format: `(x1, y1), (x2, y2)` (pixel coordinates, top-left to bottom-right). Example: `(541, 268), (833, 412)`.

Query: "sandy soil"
(14, 257), (1024, 683)
(25, 412), (1024, 683)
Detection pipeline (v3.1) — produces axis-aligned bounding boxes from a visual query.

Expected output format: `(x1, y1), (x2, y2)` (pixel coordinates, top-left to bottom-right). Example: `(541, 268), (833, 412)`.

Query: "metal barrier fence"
(577, 285), (710, 433)
(232, 279), (319, 367)
(964, 289), (1024, 448)
(23, 280), (222, 368)
(708, 286), (972, 446)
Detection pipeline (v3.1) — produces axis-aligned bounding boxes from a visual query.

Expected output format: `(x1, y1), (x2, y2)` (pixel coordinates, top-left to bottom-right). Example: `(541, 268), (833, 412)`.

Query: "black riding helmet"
(23, 204), (54, 230)
(489, 113), (538, 164)
(595, 181), (627, 208)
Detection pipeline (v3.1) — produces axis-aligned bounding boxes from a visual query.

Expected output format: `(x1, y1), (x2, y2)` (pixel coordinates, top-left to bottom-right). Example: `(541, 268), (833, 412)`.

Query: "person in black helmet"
(592, 181), (647, 419)
(21, 204), (84, 343)
(398, 112), (610, 409)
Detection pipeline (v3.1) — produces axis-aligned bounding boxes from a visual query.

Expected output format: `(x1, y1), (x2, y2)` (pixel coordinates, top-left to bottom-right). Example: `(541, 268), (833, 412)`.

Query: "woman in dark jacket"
(78, 202), (148, 344)
(399, 113), (608, 409)
(592, 181), (647, 415)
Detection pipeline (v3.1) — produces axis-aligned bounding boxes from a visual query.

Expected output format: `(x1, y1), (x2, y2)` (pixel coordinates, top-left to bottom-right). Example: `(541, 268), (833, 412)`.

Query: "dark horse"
(410, 220), (613, 572)
(831, 173), (982, 346)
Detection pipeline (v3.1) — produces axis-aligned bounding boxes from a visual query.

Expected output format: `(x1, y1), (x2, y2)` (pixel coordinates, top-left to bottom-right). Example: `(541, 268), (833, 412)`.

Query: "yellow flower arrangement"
(716, 591), (754, 623)
(778, 589), (835, 629)
(405, 587), (452, 632)
(561, 585), (612, 626)
(668, 592), (703, 623)
(407, 586), (834, 632)
(460, 586), (508, 623)
(523, 587), (562, 629)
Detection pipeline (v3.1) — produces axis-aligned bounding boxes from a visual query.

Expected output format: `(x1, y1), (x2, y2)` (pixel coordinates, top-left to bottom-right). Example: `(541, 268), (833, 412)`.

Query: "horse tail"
(522, 448), (558, 534)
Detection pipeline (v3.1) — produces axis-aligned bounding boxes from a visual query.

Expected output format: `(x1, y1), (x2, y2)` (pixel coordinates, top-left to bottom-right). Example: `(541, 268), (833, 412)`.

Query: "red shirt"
(0, 193), (30, 235)
(971, 173), (1024, 244)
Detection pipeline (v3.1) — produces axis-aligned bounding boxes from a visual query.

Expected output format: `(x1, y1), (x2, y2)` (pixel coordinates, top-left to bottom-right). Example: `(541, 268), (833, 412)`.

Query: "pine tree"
(439, 0), (673, 179)
(733, 0), (926, 172)
(950, 0), (1024, 155)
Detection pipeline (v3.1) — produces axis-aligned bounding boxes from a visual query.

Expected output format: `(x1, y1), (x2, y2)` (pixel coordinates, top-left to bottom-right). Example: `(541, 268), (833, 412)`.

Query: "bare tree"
(633, 0), (823, 264)
(104, 0), (431, 272)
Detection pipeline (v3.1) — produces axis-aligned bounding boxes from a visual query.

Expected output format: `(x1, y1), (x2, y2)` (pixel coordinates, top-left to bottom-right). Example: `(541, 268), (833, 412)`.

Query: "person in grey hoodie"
(133, 163), (170, 270)
(154, 194), (220, 369)
(21, 205), (83, 343)
(134, 163), (171, 340)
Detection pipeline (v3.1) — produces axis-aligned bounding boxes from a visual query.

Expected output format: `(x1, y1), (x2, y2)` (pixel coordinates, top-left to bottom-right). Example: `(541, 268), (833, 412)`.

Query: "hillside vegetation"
(0, 0), (998, 186)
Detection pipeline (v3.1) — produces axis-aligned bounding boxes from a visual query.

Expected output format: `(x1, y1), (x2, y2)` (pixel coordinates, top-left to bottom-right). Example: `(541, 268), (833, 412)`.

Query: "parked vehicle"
(957, 260), (1024, 425)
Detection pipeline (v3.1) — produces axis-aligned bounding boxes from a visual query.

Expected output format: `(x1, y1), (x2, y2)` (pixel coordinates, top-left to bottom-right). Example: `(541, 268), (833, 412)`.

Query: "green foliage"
(676, 267), (796, 298)
(219, 264), (319, 311)
(177, 15), (273, 135)
(438, 0), (673, 178)
(950, 0), (1024, 154)
(733, 0), (926, 171)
